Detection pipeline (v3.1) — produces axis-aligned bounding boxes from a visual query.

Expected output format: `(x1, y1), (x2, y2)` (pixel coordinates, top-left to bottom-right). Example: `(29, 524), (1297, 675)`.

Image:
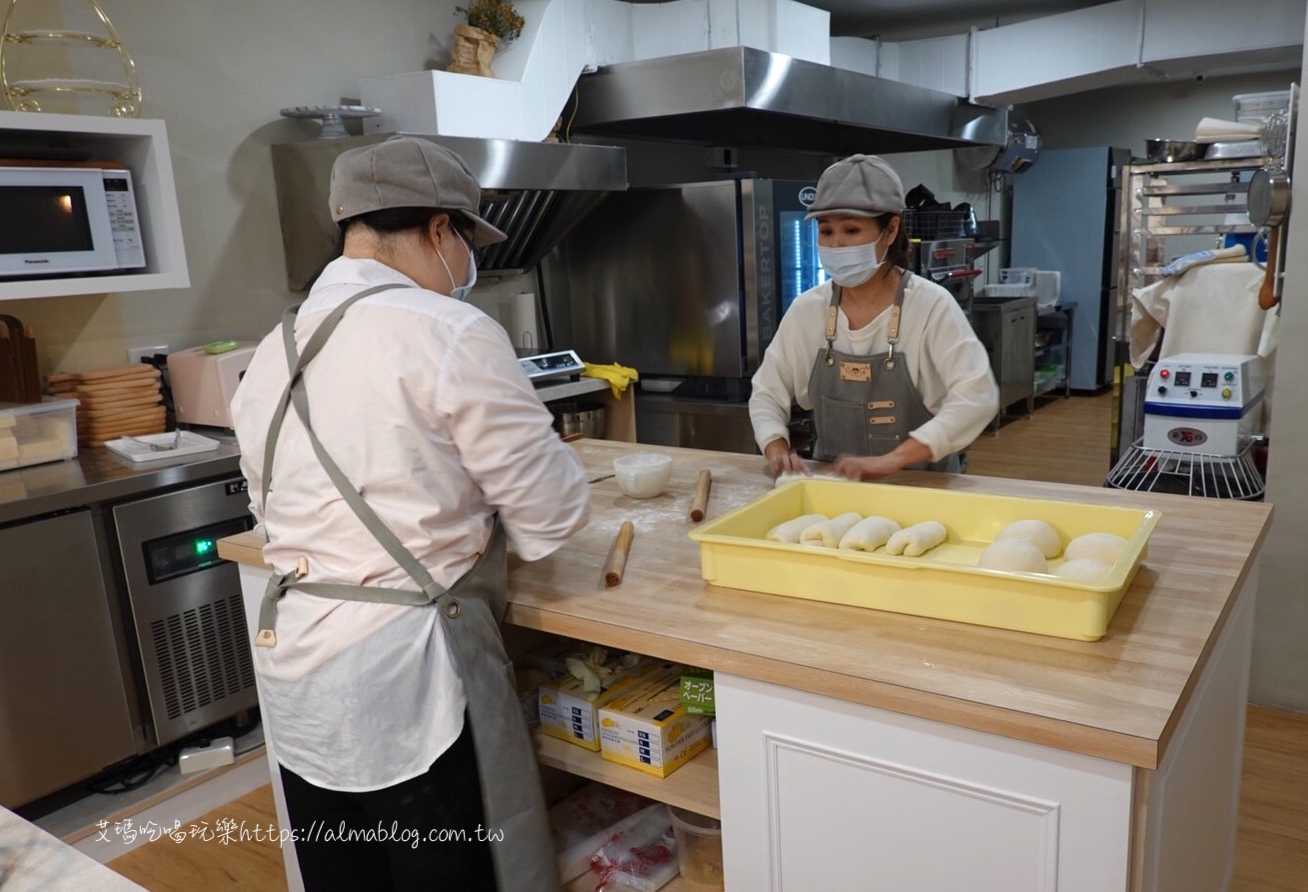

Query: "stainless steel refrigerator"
(1011, 146), (1129, 392)
(561, 178), (825, 452)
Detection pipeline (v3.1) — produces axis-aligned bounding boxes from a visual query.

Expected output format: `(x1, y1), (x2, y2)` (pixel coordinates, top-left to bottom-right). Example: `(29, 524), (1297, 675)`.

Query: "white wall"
(1251, 25), (1308, 712)
(0, 0), (463, 373)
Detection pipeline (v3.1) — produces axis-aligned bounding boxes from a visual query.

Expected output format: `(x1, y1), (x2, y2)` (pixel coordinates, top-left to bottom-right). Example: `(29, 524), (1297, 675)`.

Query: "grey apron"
(254, 283), (559, 892)
(808, 271), (957, 471)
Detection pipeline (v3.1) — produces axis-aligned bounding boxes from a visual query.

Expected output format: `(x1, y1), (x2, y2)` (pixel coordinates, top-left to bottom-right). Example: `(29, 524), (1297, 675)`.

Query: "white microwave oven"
(0, 164), (146, 279)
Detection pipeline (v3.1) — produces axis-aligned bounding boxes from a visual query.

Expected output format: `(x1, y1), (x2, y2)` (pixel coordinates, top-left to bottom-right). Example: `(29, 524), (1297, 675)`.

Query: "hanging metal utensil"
(1248, 166), (1291, 228)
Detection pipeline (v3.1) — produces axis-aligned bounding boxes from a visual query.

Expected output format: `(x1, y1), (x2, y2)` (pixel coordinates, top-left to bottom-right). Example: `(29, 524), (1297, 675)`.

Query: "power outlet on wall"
(127, 344), (168, 364)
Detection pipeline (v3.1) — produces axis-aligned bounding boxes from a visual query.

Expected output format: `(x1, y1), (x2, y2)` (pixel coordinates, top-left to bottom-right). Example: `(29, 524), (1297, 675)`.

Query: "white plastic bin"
(0, 397), (78, 471)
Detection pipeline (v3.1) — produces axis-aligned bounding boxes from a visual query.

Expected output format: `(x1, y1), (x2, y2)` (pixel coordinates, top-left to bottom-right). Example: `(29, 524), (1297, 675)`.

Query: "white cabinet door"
(717, 674), (1132, 892)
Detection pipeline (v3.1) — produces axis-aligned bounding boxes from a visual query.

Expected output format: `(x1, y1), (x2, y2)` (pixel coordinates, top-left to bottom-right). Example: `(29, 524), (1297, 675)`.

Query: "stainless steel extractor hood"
(571, 46), (1006, 156)
(270, 133), (627, 290)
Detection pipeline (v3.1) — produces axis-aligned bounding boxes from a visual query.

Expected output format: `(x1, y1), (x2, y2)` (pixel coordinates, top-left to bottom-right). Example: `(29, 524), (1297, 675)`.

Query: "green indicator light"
(195, 539), (214, 556)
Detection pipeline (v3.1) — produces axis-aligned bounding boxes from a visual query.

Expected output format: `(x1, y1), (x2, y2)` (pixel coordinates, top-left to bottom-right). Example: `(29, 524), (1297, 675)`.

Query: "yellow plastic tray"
(687, 479), (1161, 641)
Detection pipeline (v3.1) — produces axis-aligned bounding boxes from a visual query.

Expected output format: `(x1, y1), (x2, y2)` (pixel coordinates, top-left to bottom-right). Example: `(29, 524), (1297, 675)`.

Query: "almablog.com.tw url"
(96, 818), (505, 849)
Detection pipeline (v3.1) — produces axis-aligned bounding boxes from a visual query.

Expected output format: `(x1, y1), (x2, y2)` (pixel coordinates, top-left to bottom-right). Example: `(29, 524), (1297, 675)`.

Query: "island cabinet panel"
(716, 673), (1132, 891)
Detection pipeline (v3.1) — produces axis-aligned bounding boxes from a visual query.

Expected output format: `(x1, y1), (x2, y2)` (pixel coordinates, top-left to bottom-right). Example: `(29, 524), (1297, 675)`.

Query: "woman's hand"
(832, 437), (932, 481)
(832, 453), (904, 481)
(764, 438), (808, 476)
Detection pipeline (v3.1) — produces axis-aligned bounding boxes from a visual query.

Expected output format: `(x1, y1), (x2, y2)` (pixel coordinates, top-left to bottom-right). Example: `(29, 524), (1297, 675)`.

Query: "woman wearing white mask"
(749, 154), (999, 480)
(231, 136), (588, 891)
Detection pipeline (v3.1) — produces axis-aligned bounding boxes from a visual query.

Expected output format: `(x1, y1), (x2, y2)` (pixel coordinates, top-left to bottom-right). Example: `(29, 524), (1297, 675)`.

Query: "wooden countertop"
(219, 440), (1273, 770)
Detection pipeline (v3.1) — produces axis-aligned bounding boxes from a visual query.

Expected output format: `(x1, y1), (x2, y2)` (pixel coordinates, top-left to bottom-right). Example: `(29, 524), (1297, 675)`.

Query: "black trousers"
(279, 717), (498, 892)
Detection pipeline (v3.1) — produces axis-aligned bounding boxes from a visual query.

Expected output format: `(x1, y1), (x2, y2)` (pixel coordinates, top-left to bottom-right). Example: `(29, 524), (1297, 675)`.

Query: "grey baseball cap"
(328, 136), (507, 247)
(804, 154), (906, 222)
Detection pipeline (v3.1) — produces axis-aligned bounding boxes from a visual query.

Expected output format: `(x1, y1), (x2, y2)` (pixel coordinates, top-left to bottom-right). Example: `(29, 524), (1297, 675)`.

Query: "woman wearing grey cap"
(749, 154), (999, 479)
(231, 136), (587, 891)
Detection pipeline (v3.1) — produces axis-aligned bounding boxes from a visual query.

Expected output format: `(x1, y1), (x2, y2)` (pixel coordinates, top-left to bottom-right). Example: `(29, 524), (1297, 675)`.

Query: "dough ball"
(978, 539), (1049, 574)
(774, 471), (843, 488)
(995, 519), (1062, 559)
(839, 516), (901, 551)
(765, 514), (828, 543)
(800, 512), (863, 548)
(1065, 532), (1127, 566)
(1055, 558), (1112, 580)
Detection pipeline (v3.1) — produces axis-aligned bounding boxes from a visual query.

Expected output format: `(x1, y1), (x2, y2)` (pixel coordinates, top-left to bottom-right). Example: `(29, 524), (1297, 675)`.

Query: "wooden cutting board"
(83, 420), (169, 448)
(47, 365), (160, 387)
(48, 378), (161, 397)
(80, 405), (167, 427)
(76, 394), (164, 415)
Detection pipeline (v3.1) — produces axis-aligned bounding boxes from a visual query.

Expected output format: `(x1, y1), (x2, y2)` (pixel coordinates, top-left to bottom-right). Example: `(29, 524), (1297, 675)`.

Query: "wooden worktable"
(219, 439), (1272, 771)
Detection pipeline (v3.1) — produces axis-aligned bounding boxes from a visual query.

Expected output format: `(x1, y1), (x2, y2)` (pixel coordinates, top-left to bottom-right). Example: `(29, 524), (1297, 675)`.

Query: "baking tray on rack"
(687, 479), (1161, 641)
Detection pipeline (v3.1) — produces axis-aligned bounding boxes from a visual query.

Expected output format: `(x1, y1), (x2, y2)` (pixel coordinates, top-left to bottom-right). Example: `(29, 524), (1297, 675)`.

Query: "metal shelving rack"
(1113, 158), (1282, 463)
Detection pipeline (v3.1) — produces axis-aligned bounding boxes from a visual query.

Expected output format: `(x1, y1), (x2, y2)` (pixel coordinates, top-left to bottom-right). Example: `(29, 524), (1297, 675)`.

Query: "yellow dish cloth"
(582, 362), (639, 398)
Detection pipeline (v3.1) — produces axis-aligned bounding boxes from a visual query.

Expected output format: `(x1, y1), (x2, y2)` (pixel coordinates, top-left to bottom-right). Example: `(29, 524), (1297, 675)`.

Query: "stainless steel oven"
(110, 476), (257, 746)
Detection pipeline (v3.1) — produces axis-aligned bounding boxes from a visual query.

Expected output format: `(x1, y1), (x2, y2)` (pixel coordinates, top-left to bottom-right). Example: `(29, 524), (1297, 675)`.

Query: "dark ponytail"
(877, 212), (911, 270)
(337, 207), (474, 243)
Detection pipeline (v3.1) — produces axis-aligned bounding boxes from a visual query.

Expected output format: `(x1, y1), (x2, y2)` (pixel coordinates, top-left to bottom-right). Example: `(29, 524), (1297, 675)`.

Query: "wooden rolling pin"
(1258, 228), (1280, 310)
(604, 521), (635, 587)
(690, 469), (712, 522)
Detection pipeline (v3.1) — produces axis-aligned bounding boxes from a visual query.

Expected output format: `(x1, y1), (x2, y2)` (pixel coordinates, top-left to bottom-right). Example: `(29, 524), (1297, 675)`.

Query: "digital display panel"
(143, 516), (253, 585)
(1174, 371), (1191, 387)
(1201, 372), (1219, 388)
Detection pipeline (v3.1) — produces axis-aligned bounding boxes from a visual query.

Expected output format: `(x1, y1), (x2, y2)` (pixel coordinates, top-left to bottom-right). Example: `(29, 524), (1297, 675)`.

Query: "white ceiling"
(807, 0), (1115, 41)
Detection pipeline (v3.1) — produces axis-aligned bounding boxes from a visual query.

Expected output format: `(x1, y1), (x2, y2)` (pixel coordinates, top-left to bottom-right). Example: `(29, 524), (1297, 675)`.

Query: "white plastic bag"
(550, 783), (659, 882)
(585, 804), (679, 891)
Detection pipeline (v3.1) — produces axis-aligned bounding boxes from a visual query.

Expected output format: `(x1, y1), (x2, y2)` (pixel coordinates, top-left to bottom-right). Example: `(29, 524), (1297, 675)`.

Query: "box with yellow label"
(598, 663), (713, 778)
(537, 656), (652, 751)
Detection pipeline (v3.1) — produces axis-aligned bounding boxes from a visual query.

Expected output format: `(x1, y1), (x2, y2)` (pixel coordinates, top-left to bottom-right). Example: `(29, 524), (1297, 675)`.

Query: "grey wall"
(0, 0), (463, 373)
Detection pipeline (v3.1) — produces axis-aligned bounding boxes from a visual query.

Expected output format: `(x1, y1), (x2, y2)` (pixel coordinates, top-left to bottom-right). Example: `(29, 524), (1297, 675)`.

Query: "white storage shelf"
(0, 109), (189, 300)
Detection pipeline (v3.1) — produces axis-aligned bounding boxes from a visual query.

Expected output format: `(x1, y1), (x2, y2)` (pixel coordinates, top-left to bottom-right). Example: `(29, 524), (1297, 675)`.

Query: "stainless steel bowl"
(1145, 139), (1205, 163)
(552, 401), (606, 440)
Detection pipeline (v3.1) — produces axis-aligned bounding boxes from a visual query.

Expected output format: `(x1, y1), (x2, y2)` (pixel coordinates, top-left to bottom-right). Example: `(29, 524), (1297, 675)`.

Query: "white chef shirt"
(750, 276), (999, 461)
(231, 256), (589, 792)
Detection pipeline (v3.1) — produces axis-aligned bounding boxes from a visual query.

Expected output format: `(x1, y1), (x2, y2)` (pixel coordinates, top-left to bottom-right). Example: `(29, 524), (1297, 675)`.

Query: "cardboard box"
(678, 667), (716, 716)
(599, 663), (712, 778)
(538, 655), (652, 751)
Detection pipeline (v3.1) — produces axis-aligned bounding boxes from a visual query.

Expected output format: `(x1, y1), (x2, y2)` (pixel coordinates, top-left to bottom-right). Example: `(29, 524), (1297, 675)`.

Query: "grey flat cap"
(328, 136), (507, 247)
(804, 154), (906, 222)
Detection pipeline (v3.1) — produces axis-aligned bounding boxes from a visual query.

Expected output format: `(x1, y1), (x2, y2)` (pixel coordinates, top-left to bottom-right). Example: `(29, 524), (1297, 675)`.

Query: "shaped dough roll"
(994, 519), (1062, 559)
(885, 520), (947, 557)
(800, 512), (864, 548)
(765, 514), (828, 543)
(1065, 532), (1128, 565)
(838, 516), (901, 551)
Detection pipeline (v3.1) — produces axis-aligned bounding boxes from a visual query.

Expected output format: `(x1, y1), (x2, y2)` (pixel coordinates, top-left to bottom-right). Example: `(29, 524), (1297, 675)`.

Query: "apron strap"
(824, 271), (914, 369)
(884, 270), (911, 370)
(256, 282), (464, 647)
(260, 283), (406, 516)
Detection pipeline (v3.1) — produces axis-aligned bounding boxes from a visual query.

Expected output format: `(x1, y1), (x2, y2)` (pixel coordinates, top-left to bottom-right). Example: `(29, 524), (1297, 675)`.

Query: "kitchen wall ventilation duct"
(271, 134), (627, 290)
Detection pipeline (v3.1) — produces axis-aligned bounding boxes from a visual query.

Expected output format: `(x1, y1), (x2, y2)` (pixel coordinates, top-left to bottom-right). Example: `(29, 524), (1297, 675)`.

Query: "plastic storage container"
(0, 397), (79, 471)
(1234, 90), (1292, 123)
(687, 478), (1161, 641)
(668, 806), (724, 891)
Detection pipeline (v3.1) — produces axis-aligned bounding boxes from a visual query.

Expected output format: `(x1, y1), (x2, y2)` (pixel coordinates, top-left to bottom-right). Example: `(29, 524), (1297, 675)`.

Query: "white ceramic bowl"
(612, 452), (673, 499)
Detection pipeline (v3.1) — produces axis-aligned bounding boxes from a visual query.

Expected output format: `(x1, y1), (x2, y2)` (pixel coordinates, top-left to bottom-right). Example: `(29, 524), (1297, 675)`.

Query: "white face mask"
(436, 229), (477, 301)
(818, 233), (887, 287)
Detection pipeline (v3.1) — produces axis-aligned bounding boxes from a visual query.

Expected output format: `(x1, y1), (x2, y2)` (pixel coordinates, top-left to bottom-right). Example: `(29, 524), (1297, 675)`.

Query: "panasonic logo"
(24, 259), (50, 264)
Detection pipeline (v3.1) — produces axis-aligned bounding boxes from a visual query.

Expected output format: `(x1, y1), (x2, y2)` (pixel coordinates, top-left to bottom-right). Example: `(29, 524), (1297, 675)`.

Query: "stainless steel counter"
(0, 444), (243, 526)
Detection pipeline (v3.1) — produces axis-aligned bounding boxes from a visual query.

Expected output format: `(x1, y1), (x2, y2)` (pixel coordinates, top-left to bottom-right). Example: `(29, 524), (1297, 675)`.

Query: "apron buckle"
(255, 629), (277, 648)
(442, 596), (462, 619)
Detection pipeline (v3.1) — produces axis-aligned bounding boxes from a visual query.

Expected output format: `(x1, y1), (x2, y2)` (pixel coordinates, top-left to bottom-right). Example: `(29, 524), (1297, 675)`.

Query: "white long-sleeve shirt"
(750, 276), (999, 461)
(230, 256), (589, 791)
